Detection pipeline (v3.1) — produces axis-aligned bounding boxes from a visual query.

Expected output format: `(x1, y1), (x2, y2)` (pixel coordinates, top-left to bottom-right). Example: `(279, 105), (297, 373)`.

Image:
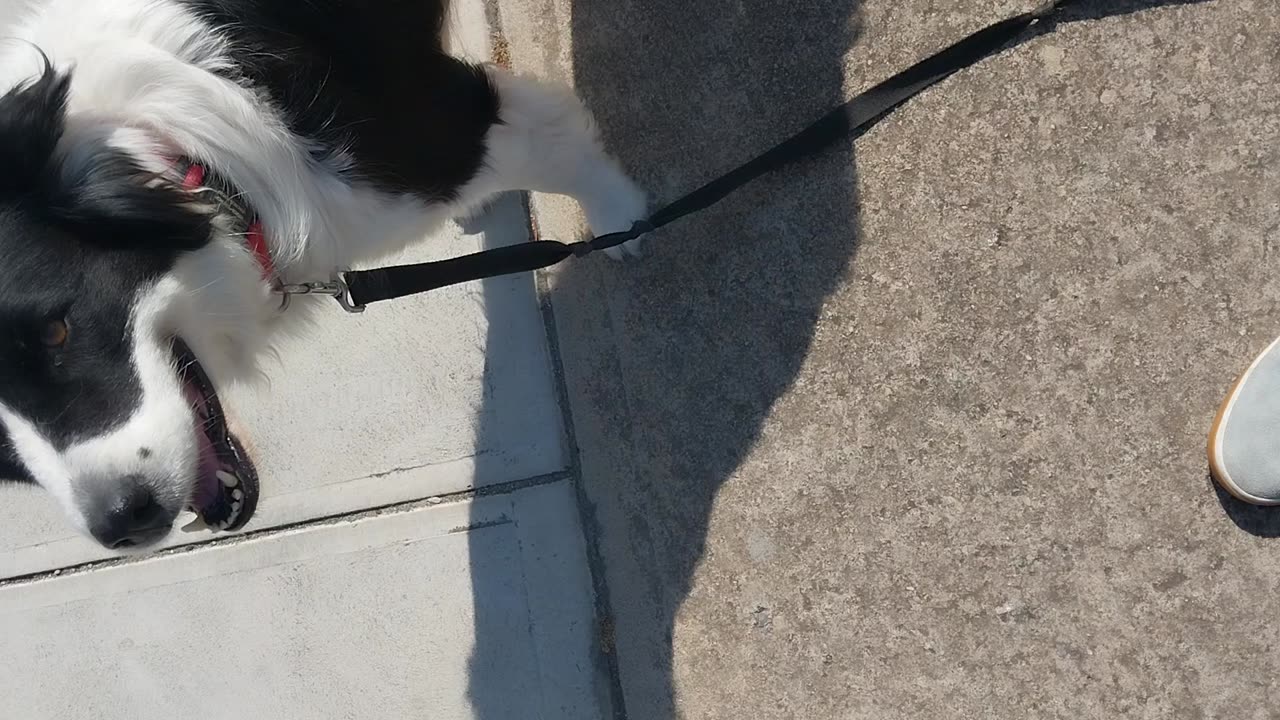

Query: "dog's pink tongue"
(181, 379), (221, 511)
(191, 422), (223, 513)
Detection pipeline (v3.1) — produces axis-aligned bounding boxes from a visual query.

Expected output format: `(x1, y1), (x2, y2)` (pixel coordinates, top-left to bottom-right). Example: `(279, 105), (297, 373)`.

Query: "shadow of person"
(465, 0), (1222, 716)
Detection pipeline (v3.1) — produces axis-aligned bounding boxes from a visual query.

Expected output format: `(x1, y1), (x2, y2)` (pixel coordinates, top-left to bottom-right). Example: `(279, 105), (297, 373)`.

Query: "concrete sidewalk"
(491, 0), (1280, 717)
(0, 2), (615, 716)
(1, 0), (1277, 718)
(0, 188), (614, 717)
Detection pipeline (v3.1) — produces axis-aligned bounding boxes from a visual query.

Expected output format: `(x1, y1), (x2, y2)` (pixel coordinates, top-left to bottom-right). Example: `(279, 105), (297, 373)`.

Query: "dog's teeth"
(216, 470), (240, 488)
(232, 489), (243, 501)
(181, 516), (210, 533)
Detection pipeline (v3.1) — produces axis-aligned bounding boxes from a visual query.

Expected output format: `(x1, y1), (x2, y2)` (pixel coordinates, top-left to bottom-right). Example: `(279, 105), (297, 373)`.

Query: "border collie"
(0, 0), (646, 550)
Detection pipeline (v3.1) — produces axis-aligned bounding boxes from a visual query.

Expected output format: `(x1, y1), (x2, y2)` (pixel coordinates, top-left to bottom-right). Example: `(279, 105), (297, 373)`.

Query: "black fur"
(0, 61), (70, 196)
(176, 0), (502, 200)
(0, 68), (211, 454)
(0, 205), (159, 450)
(49, 146), (212, 253)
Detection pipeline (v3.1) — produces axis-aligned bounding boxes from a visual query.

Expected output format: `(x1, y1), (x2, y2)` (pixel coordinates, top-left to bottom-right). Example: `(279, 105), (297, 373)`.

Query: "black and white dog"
(0, 0), (645, 550)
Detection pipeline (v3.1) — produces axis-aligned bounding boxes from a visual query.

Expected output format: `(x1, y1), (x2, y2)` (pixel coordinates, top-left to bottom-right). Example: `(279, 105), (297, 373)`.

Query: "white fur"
(468, 71), (650, 259)
(0, 0), (647, 538)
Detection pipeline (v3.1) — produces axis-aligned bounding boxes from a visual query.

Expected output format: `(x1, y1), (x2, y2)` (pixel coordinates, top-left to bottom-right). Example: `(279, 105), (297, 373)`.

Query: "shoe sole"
(1208, 335), (1280, 506)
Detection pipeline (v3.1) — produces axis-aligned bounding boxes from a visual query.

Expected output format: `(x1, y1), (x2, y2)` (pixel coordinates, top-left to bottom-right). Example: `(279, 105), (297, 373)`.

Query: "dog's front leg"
(469, 67), (649, 259)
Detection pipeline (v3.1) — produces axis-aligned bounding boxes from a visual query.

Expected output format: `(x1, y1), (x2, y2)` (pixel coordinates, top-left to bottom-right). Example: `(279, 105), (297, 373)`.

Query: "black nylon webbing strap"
(344, 241), (573, 306)
(344, 0), (1078, 308)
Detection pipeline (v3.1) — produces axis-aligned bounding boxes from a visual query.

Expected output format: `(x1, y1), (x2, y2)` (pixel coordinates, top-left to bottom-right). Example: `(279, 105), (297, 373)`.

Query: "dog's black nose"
(86, 476), (170, 549)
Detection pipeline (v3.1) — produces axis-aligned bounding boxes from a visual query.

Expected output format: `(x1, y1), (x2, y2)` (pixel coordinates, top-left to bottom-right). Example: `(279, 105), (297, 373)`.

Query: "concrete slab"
(0, 1), (607, 718)
(0, 480), (609, 720)
(0, 195), (567, 579)
(495, 0), (1280, 717)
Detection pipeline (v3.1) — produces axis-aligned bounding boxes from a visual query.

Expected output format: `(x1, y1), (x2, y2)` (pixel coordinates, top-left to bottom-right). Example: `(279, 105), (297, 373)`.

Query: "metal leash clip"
(274, 270), (366, 314)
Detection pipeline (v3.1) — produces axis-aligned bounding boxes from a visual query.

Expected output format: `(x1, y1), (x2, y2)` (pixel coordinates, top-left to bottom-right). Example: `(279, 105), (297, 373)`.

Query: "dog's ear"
(0, 63), (71, 197)
(0, 61), (208, 253)
(47, 145), (212, 253)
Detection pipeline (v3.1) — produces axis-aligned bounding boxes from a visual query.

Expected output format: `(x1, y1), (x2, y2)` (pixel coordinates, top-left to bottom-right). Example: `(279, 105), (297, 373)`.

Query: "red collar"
(180, 162), (276, 280)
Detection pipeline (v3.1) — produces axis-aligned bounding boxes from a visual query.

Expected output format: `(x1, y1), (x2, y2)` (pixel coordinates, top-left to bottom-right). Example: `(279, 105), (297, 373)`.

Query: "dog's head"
(0, 66), (269, 550)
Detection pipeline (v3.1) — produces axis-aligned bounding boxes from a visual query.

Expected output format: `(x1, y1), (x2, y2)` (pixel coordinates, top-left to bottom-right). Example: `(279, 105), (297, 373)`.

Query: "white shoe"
(1209, 336), (1280, 505)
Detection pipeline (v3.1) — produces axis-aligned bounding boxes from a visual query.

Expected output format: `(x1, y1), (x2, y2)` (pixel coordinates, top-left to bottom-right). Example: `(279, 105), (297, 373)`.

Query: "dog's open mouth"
(174, 340), (259, 533)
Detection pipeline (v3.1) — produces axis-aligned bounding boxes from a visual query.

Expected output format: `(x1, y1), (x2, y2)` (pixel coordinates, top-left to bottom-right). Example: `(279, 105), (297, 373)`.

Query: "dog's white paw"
(584, 180), (649, 261)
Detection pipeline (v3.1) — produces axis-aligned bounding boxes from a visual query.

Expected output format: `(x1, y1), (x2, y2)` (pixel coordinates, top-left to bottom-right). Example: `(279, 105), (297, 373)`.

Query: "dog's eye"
(40, 318), (69, 348)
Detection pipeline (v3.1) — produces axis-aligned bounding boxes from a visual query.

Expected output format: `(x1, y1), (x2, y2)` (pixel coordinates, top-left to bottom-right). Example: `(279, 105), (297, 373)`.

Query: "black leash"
(341, 0), (1081, 310)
